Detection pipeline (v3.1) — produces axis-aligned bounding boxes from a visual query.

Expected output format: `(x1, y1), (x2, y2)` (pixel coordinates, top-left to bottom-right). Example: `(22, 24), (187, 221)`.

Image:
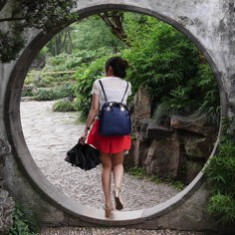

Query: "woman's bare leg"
(112, 151), (125, 210)
(100, 153), (113, 206)
(112, 151), (125, 189)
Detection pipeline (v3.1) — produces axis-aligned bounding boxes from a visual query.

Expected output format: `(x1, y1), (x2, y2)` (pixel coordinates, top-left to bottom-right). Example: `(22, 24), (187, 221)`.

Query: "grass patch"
(9, 204), (39, 235)
(52, 99), (76, 112)
(128, 167), (184, 190)
(21, 84), (35, 97)
(34, 84), (73, 101)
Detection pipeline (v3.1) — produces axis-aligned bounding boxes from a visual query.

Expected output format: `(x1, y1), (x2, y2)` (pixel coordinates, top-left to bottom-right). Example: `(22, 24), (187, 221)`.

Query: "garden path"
(20, 100), (202, 235)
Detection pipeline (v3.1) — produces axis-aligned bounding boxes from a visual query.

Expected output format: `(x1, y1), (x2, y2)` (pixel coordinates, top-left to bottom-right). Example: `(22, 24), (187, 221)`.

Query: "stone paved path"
(20, 100), (204, 235)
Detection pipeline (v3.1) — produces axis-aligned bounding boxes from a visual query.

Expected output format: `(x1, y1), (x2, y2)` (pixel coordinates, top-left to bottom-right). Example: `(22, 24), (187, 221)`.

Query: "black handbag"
(65, 143), (100, 170)
(99, 80), (131, 136)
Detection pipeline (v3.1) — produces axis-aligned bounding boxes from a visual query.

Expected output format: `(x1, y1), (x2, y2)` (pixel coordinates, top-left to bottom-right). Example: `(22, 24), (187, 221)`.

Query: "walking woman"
(80, 56), (132, 218)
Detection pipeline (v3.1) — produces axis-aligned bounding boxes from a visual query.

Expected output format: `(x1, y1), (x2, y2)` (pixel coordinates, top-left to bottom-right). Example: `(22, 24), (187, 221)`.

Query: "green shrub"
(34, 84), (74, 101)
(207, 193), (235, 225)
(52, 99), (76, 112)
(34, 88), (56, 100)
(123, 19), (219, 126)
(9, 204), (39, 235)
(73, 56), (108, 119)
(205, 137), (235, 225)
(128, 167), (145, 179)
(22, 84), (35, 97)
(206, 156), (235, 195)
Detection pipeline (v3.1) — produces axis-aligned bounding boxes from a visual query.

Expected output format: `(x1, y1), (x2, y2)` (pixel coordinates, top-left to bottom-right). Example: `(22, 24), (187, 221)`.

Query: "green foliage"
(22, 84), (35, 97)
(12, 0), (78, 29)
(205, 138), (235, 196)
(9, 204), (38, 235)
(206, 156), (235, 194)
(34, 84), (73, 101)
(205, 137), (235, 225)
(207, 194), (235, 225)
(73, 56), (108, 119)
(52, 99), (76, 112)
(0, 25), (25, 63)
(120, 14), (220, 126)
(72, 13), (219, 123)
(128, 167), (184, 190)
(0, 0), (78, 63)
(128, 167), (146, 179)
(197, 64), (220, 125)
(70, 16), (125, 52)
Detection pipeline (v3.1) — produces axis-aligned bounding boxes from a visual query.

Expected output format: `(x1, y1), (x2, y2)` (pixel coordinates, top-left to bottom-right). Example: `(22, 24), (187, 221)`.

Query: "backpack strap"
(98, 80), (108, 102)
(121, 82), (129, 103)
(99, 80), (129, 103)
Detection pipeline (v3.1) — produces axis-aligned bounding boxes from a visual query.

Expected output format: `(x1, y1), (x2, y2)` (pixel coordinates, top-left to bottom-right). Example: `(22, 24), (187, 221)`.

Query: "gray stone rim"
(4, 4), (226, 225)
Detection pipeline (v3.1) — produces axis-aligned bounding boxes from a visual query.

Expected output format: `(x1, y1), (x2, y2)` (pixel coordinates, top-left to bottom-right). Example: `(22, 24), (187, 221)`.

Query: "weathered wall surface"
(0, 0), (234, 231)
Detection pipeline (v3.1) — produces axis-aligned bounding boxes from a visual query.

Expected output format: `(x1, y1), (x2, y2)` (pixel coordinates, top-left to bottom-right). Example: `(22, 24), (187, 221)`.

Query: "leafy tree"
(0, 0), (78, 63)
(70, 16), (125, 53)
(73, 13), (219, 125)
(122, 14), (219, 125)
(46, 27), (74, 56)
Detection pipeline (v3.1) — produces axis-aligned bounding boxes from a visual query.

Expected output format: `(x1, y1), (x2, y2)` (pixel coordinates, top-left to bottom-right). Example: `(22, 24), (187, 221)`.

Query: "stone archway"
(1, 0), (234, 231)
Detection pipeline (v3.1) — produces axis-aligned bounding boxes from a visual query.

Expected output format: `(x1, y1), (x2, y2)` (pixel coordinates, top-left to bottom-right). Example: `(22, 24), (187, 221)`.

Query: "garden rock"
(185, 137), (213, 159)
(0, 139), (11, 187)
(127, 87), (218, 183)
(170, 114), (216, 136)
(144, 135), (180, 178)
(0, 189), (15, 235)
(133, 86), (151, 120)
(146, 120), (173, 140)
(184, 160), (204, 184)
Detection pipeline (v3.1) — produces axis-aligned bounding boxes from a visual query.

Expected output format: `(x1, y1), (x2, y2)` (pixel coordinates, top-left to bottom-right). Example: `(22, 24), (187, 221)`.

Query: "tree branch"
(0, 17), (25, 23)
(98, 12), (131, 47)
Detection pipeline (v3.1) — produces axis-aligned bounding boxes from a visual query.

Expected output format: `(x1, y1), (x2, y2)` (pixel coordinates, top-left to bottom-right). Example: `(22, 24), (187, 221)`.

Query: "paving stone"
(40, 227), (205, 235)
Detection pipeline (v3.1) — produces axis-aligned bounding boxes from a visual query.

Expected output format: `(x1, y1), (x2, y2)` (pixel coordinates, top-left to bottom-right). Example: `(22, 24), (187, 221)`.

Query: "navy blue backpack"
(99, 80), (131, 136)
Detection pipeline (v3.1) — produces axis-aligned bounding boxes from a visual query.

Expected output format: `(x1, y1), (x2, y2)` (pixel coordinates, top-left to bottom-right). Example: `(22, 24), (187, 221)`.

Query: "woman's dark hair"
(105, 56), (129, 78)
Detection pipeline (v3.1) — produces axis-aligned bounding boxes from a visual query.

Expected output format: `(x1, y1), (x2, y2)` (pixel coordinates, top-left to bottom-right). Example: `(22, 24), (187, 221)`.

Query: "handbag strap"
(99, 80), (129, 103)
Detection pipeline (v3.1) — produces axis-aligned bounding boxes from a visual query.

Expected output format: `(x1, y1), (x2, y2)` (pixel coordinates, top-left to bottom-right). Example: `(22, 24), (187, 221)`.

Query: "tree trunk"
(98, 11), (131, 47)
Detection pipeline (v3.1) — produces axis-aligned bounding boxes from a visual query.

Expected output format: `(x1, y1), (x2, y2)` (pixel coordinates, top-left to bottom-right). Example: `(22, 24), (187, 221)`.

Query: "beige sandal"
(104, 203), (114, 218)
(113, 187), (124, 210)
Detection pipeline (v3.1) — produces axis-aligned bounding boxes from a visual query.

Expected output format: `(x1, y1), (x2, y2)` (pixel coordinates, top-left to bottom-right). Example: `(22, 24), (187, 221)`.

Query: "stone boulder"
(170, 114), (216, 137)
(132, 86), (151, 120)
(144, 134), (180, 178)
(184, 137), (214, 159)
(146, 120), (173, 140)
(138, 119), (173, 141)
(0, 139), (11, 188)
(128, 87), (218, 184)
(0, 139), (14, 234)
(125, 134), (150, 169)
(184, 160), (204, 184)
(131, 86), (151, 133)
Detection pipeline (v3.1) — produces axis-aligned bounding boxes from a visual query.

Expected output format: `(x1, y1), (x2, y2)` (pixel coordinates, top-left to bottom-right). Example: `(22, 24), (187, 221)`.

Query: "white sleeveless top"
(91, 76), (132, 110)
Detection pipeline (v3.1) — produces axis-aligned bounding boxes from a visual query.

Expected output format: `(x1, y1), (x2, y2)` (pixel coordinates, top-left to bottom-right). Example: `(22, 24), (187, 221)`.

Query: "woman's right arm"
(80, 94), (99, 143)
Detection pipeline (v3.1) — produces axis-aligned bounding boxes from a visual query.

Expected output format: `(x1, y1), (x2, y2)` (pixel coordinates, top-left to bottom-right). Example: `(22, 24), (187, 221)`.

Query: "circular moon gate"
(3, 2), (227, 230)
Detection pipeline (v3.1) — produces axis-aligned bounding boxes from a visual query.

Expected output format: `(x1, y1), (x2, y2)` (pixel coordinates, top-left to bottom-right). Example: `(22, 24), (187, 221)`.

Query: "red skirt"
(87, 120), (131, 154)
